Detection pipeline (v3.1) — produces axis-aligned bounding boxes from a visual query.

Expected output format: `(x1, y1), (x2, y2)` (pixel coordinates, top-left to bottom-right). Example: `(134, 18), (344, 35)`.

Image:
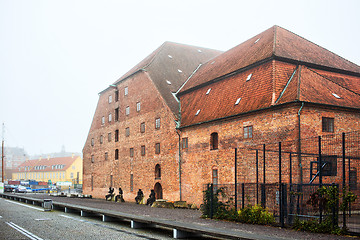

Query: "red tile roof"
(16, 156), (80, 173)
(180, 60), (360, 127)
(179, 26), (360, 94)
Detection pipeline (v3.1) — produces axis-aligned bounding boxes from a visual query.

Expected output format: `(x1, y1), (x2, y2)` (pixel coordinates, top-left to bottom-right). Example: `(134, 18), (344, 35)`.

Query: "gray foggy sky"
(0, 0), (359, 156)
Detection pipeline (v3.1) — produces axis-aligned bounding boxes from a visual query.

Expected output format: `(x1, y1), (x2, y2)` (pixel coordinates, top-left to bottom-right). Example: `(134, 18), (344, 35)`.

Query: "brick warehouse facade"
(84, 26), (360, 205)
(83, 42), (221, 200)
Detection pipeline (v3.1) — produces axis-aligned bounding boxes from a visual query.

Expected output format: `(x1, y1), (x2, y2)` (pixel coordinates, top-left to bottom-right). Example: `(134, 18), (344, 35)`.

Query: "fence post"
(209, 183), (214, 219)
(261, 184), (266, 208)
(235, 148), (238, 211)
(342, 132), (346, 227)
(242, 183), (245, 209)
(280, 183), (286, 228)
(256, 150), (259, 205)
(279, 142), (284, 227)
(318, 136), (323, 223)
(263, 144), (266, 185)
(331, 183), (339, 228)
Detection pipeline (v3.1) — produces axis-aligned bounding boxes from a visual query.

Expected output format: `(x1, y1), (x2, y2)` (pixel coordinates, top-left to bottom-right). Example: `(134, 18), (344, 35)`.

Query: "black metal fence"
(204, 131), (360, 234)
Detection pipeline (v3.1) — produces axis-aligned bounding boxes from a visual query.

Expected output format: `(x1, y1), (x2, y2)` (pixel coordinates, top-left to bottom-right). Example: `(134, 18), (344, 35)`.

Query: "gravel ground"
(8, 193), (359, 240)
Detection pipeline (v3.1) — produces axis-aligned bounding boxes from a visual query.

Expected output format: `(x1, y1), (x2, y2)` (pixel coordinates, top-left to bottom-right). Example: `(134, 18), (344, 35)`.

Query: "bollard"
(43, 199), (52, 211)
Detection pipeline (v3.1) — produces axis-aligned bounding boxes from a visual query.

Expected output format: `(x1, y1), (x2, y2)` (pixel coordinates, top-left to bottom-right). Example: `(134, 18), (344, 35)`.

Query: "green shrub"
(238, 204), (275, 225)
(293, 217), (344, 235)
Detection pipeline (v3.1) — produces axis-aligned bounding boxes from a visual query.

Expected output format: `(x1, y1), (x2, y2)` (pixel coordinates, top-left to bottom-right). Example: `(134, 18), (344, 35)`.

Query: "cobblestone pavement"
(9, 193), (358, 240)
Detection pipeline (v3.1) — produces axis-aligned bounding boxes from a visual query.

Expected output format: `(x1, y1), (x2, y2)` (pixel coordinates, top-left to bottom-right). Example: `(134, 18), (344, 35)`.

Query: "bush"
(293, 217), (344, 235)
(238, 204), (275, 225)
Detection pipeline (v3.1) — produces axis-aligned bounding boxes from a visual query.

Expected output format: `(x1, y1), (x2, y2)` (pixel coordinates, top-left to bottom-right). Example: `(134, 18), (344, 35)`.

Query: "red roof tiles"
(179, 26), (360, 94)
(17, 156), (80, 172)
(180, 60), (360, 127)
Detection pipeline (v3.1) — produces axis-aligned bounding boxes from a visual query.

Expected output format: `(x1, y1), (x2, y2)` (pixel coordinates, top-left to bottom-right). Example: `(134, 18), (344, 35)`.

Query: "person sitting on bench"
(146, 189), (156, 206)
(135, 189), (144, 204)
(105, 187), (114, 201)
(115, 187), (125, 202)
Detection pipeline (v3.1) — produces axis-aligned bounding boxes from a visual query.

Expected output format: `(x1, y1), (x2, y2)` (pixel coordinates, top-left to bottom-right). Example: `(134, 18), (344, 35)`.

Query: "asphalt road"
(0, 197), (175, 240)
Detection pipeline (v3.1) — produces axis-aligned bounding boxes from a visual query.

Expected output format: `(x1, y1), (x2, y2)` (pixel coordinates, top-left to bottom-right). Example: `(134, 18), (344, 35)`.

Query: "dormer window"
(246, 73), (252, 81)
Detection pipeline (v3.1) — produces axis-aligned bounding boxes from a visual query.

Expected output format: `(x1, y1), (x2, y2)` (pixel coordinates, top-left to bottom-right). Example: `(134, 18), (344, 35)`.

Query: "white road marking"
(6, 222), (44, 240)
(4, 199), (44, 211)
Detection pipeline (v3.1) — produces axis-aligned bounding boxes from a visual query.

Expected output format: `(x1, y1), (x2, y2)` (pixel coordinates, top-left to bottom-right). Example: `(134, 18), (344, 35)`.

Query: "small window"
(235, 98), (241, 105)
(155, 143), (160, 154)
(115, 129), (119, 142)
(108, 95), (112, 103)
(182, 137), (188, 149)
(195, 109), (201, 116)
(244, 126), (253, 139)
(125, 127), (130, 137)
(100, 135), (103, 144)
(212, 169), (218, 185)
(124, 86), (128, 96)
(130, 174), (133, 192)
(136, 102), (141, 112)
(91, 155), (94, 163)
(91, 138), (94, 147)
(101, 116), (105, 125)
(318, 155), (337, 176)
(210, 132), (218, 150)
(155, 118), (161, 129)
(125, 106), (130, 116)
(141, 145), (146, 156)
(322, 117), (334, 132)
(115, 90), (119, 102)
(140, 122), (145, 133)
(108, 132), (111, 142)
(108, 113), (112, 122)
(105, 152), (108, 161)
(155, 164), (161, 179)
(115, 108), (119, 121)
(115, 149), (119, 160)
(206, 88), (211, 95)
(130, 148), (134, 157)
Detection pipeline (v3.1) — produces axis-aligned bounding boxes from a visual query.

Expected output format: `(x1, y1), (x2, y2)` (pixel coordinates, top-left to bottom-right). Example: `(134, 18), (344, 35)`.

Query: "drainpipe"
(297, 102), (304, 185)
(175, 98), (182, 201)
(176, 129), (182, 201)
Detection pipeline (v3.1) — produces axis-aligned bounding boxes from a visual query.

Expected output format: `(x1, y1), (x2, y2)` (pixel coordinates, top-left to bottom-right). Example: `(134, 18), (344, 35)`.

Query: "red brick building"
(84, 26), (360, 205)
(83, 42), (221, 200)
(177, 26), (360, 205)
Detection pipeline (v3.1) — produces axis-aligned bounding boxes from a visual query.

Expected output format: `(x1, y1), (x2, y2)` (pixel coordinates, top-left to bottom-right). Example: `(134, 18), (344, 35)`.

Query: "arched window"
(115, 149), (119, 160)
(155, 164), (161, 179)
(210, 132), (218, 150)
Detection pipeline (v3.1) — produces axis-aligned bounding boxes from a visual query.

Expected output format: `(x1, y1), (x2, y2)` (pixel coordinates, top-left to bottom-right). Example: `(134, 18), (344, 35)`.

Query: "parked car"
(4, 185), (16, 192)
(14, 186), (32, 193)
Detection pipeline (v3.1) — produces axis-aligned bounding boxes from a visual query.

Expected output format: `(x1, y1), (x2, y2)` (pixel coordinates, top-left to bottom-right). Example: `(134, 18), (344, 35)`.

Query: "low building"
(12, 155), (83, 185)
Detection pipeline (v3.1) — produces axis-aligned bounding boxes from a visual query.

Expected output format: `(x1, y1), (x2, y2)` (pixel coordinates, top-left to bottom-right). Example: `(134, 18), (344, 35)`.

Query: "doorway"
(154, 182), (163, 199)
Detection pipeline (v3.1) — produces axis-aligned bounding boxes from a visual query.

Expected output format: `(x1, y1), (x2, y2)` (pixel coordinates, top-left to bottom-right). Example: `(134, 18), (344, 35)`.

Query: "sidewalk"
(5, 193), (356, 240)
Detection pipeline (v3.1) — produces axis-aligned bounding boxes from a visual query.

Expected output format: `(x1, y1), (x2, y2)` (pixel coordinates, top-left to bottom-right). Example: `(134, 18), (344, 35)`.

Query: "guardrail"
(0, 193), (258, 240)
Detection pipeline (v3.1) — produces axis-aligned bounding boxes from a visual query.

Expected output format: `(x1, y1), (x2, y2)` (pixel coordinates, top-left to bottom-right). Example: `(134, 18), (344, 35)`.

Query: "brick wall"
(83, 71), (180, 201)
(179, 103), (360, 205)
